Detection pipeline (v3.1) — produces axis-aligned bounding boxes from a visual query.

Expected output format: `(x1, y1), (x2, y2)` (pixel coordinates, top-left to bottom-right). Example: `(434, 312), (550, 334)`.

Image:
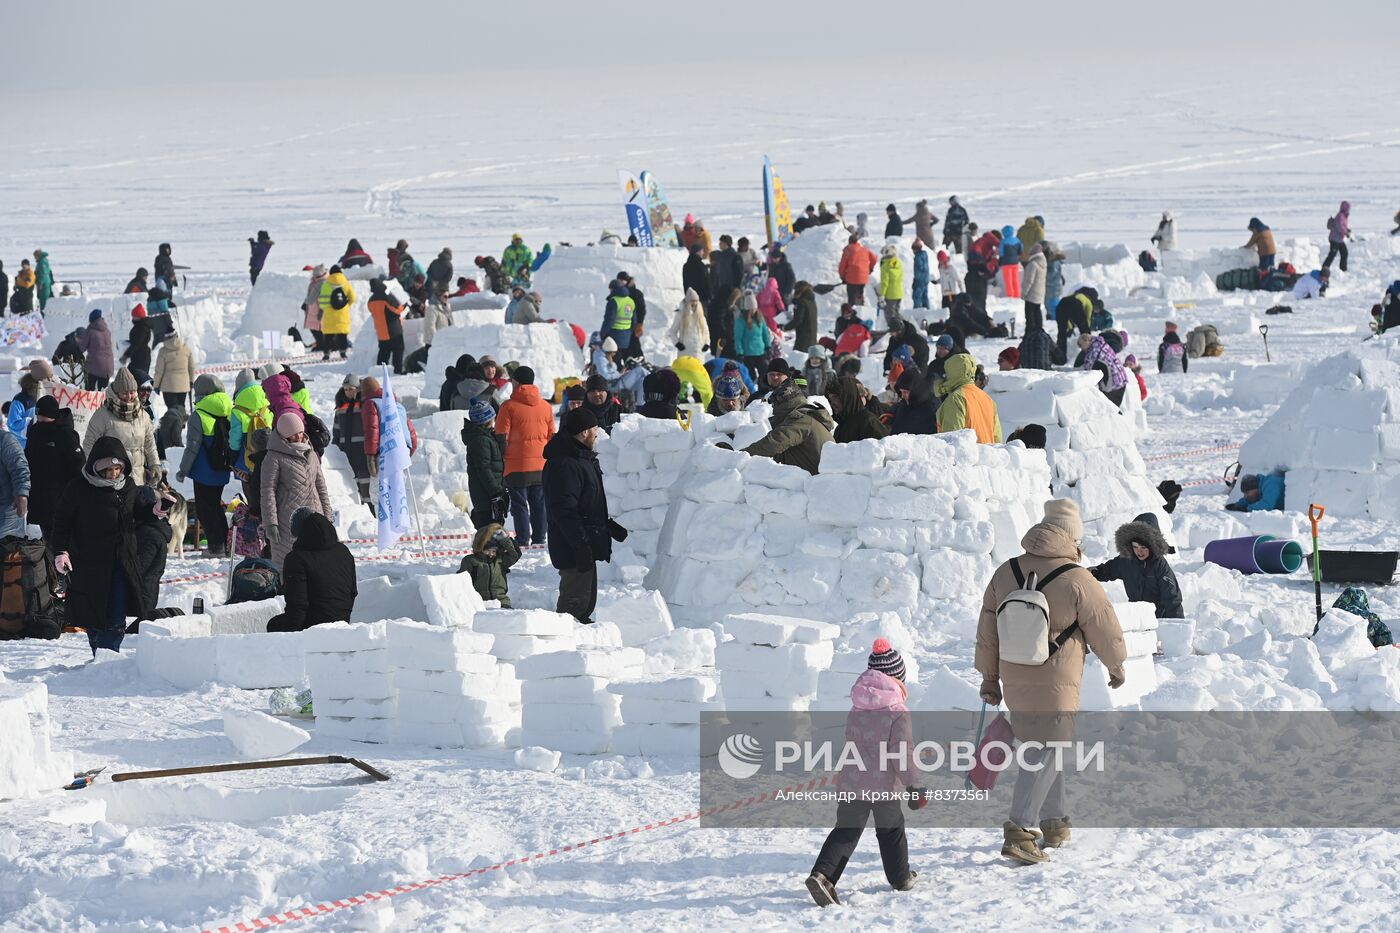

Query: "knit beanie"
(28, 359), (54, 381)
(89, 309), (103, 322)
(1041, 498), (1084, 544)
(111, 367), (138, 395)
(936, 334), (955, 350)
(867, 638), (906, 682)
(290, 507), (313, 539)
(565, 383), (587, 402)
(585, 373), (610, 392)
(35, 396), (60, 419)
(564, 407), (599, 435)
(998, 347), (1020, 368)
(714, 375), (743, 400)
(767, 359), (791, 376)
(342, 373), (359, 388)
(258, 363), (285, 380)
(468, 397), (496, 424)
(276, 411), (305, 438)
(513, 365), (535, 386)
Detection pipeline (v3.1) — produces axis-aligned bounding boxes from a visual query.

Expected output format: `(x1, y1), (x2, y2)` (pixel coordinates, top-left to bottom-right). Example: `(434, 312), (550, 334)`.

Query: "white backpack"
(996, 559), (1082, 665)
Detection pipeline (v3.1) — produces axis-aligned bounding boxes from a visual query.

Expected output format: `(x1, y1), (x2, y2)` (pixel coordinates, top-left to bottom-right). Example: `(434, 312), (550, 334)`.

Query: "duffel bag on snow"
(1215, 267), (1261, 291)
(0, 536), (64, 640)
(229, 557), (281, 604)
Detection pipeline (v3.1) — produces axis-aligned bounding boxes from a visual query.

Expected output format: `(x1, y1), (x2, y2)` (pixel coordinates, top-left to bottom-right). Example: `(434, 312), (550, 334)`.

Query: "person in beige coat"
(975, 498), (1127, 865)
(83, 367), (161, 487)
(261, 411), (333, 570)
(152, 331), (196, 412)
(1021, 243), (1047, 332)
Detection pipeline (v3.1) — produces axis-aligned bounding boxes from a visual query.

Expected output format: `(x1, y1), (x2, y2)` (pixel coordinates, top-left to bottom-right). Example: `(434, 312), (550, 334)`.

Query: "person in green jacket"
(878, 245), (904, 331)
(461, 398), (506, 529)
(33, 249), (54, 310)
(458, 522), (521, 607)
(502, 234), (534, 286)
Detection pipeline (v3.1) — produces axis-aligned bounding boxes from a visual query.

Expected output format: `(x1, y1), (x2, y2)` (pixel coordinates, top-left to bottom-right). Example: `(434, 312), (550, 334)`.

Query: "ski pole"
(1309, 503), (1326, 632)
(1259, 323), (1271, 362)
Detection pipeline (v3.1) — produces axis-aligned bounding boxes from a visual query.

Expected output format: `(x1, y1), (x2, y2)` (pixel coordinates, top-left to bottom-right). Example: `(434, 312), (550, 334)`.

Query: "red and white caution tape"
(202, 776), (833, 933)
(1142, 442), (1242, 464)
(196, 353), (324, 376)
(342, 532), (475, 545)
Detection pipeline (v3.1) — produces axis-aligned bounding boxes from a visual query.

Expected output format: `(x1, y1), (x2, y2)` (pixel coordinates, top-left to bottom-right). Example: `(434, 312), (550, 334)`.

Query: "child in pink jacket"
(807, 639), (920, 907)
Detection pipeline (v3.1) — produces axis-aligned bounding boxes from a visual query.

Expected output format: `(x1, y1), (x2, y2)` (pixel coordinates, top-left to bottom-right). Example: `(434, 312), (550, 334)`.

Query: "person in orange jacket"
(494, 365), (555, 547)
(367, 278), (407, 374)
(838, 235), (878, 306)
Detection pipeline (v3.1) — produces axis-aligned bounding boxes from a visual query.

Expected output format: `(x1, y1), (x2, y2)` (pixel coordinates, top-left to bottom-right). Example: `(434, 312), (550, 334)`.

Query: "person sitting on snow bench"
(1226, 473), (1285, 512)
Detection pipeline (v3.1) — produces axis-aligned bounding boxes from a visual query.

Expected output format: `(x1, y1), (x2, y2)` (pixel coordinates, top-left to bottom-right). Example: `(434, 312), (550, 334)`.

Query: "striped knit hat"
(867, 638), (906, 682)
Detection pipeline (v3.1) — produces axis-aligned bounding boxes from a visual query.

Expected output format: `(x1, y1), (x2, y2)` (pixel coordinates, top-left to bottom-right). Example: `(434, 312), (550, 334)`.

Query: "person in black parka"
(268, 509), (357, 632)
(827, 375), (889, 443)
(51, 436), (143, 654)
(1089, 512), (1184, 619)
(24, 397), (85, 543)
(125, 306), (154, 376)
(543, 408), (625, 624)
(132, 486), (173, 621)
(883, 320), (930, 375)
(888, 369), (938, 435)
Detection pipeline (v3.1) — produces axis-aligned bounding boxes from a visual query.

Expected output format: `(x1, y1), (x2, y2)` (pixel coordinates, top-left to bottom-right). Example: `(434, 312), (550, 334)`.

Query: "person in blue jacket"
(705, 357), (757, 394)
(999, 225), (1023, 265)
(1226, 473), (1284, 512)
(911, 239), (931, 312)
(7, 373), (41, 446)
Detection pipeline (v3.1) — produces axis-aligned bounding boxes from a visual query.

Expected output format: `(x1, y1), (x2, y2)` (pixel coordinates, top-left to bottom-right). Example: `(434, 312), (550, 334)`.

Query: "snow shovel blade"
(812, 283), (842, 295)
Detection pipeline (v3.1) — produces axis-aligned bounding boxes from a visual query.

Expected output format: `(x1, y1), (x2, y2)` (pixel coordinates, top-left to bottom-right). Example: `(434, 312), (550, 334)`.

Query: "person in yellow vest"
(878, 244), (905, 331)
(936, 354), (1003, 443)
(601, 280), (635, 350)
(317, 264), (356, 362)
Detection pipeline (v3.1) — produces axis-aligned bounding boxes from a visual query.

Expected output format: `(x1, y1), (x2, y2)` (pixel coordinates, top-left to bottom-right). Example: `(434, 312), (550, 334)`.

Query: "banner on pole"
(375, 366), (413, 550)
(640, 171), (680, 248)
(762, 155), (793, 247)
(618, 170), (655, 247)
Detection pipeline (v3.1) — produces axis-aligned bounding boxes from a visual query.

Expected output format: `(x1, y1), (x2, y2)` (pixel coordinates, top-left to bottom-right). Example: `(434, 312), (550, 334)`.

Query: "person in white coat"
(1021, 243), (1047, 331)
(667, 287), (711, 356)
(1151, 212), (1177, 251)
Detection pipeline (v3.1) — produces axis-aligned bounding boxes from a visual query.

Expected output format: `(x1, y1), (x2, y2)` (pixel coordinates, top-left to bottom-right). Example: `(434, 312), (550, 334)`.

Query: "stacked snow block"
(608, 675), (718, 757)
(516, 647), (645, 755)
(530, 243), (686, 339)
(426, 322), (584, 406)
(474, 609), (587, 662)
(644, 430), (1053, 625)
(136, 607), (306, 690)
(1240, 338), (1400, 520)
(985, 369), (1165, 551)
(714, 613), (840, 712)
(1080, 591), (1162, 710)
(304, 622), (396, 743)
(0, 677), (73, 799)
(387, 620), (520, 749)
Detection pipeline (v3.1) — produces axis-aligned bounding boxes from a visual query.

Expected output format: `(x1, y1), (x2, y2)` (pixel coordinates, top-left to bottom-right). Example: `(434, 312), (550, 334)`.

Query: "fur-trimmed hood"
(1114, 513), (1169, 560)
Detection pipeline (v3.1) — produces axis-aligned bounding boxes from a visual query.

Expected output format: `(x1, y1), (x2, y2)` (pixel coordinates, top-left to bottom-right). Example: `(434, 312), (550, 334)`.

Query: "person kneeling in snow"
(1226, 473), (1284, 512)
(1090, 514), (1183, 619)
(268, 508), (357, 632)
(458, 523), (521, 608)
(742, 382), (834, 475)
(807, 639), (920, 906)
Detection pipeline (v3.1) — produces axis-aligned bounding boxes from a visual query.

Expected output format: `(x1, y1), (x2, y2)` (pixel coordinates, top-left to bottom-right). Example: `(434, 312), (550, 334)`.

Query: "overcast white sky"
(4, 0), (1394, 95)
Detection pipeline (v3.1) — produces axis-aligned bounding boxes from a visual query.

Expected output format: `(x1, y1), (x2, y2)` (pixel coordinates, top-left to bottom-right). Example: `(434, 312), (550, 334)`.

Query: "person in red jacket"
(494, 365), (555, 547)
(449, 276), (480, 298)
(838, 235), (878, 306)
(360, 376), (419, 478)
(965, 229), (1003, 315)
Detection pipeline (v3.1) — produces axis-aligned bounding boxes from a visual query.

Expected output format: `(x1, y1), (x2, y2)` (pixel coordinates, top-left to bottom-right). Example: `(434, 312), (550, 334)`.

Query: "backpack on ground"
(996, 558), (1082, 665)
(229, 556), (281, 604)
(207, 414), (234, 471)
(0, 536), (64, 640)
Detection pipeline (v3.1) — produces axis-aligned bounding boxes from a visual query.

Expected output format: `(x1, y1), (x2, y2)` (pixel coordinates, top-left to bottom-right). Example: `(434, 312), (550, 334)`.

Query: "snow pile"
(529, 243), (685, 336)
(516, 647), (645, 755)
(640, 428), (1054, 628)
(304, 622), (396, 744)
(0, 679), (73, 799)
(1239, 339), (1400, 519)
(388, 620), (520, 749)
(714, 613), (838, 712)
(985, 369), (1164, 550)
(425, 321), (584, 404)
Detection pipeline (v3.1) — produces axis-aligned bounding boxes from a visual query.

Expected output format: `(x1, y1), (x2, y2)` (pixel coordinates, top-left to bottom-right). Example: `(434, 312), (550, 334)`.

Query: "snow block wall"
(530, 244), (685, 337)
(985, 370), (1165, 552)
(1239, 339), (1400, 520)
(426, 321), (584, 404)
(637, 425), (1054, 630)
(0, 678), (73, 799)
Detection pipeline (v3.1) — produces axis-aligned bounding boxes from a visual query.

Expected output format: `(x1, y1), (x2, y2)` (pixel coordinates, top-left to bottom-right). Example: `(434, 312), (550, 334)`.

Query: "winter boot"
(893, 871), (918, 892)
(806, 872), (839, 907)
(1039, 817), (1071, 848)
(1002, 821), (1049, 865)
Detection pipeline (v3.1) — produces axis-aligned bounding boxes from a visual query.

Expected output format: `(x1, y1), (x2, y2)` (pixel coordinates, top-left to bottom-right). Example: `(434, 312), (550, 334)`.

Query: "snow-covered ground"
(3, 41), (1400, 932)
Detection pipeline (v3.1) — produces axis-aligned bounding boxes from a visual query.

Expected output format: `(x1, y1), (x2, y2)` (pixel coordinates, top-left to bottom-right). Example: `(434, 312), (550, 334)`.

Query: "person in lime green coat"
(878, 245), (904, 331)
(502, 234), (534, 286)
